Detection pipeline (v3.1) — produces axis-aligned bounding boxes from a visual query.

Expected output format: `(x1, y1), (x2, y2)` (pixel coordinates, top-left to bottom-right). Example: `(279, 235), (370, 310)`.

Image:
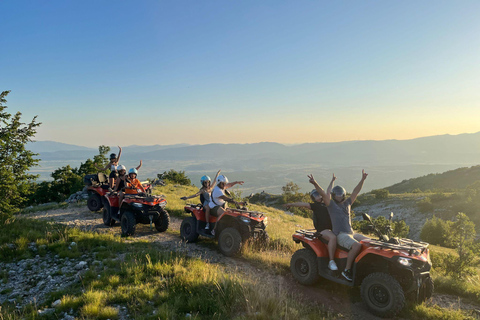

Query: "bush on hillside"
(417, 197), (434, 213)
(158, 169), (191, 185)
(353, 215), (410, 238)
(371, 189), (389, 199)
(420, 216), (452, 247)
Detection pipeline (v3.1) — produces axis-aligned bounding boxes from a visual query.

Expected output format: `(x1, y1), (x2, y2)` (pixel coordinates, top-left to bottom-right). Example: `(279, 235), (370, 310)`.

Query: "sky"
(1, 0), (479, 147)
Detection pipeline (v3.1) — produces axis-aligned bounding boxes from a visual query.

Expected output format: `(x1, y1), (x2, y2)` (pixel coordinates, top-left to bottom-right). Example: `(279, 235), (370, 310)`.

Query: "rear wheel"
(180, 217), (199, 242)
(154, 210), (170, 232)
(290, 248), (319, 285)
(102, 208), (115, 226)
(121, 211), (136, 236)
(87, 194), (103, 211)
(361, 272), (405, 318)
(218, 227), (242, 257)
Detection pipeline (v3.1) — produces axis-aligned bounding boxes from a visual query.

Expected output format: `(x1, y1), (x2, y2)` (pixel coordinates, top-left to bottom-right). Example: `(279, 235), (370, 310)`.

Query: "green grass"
(0, 215), (334, 320)
(2, 185), (478, 319)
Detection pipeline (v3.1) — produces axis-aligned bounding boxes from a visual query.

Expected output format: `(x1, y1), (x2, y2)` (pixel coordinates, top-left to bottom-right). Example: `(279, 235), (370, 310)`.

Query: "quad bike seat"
(297, 229), (352, 253)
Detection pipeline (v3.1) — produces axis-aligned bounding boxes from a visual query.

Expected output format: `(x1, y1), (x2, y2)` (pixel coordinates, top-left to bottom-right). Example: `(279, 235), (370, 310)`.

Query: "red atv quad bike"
(84, 173), (110, 211)
(290, 213), (433, 318)
(101, 186), (170, 237)
(180, 200), (269, 257)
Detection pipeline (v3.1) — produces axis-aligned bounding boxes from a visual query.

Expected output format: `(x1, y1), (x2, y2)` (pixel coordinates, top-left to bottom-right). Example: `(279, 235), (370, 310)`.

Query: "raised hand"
(307, 174), (316, 185)
(332, 173), (336, 182)
(361, 169), (368, 180)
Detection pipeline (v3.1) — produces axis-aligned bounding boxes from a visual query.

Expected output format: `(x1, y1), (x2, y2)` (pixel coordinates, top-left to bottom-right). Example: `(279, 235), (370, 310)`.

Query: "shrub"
(371, 189), (389, 199)
(420, 216), (452, 246)
(158, 169), (191, 185)
(417, 197), (434, 213)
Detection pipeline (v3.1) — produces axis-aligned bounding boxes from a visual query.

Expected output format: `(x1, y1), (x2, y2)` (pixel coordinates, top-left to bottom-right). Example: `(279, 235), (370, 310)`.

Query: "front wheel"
(87, 194), (103, 211)
(290, 248), (319, 285)
(180, 217), (199, 242)
(154, 210), (170, 232)
(218, 227), (242, 257)
(361, 272), (405, 318)
(121, 211), (136, 236)
(102, 208), (115, 226)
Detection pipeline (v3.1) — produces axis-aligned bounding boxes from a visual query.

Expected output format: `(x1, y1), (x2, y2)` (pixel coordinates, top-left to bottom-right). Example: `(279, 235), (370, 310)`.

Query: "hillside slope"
(386, 165), (480, 193)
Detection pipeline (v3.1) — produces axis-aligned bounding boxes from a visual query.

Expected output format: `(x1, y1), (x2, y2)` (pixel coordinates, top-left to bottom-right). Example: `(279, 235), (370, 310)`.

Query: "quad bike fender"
(292, 234), (328, 257)
(185, 206), (218, 223)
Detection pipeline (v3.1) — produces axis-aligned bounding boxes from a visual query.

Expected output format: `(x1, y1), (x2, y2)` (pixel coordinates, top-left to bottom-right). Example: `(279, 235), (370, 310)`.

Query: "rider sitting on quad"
(114, 165), (128, 203)
(284, 174), (338, 271)
(308, 170), (369, 281)
(208, 175), (244, 229)
(95, 146), (122, 188)
(180, 170), (221, 230)
(125, 168), (145, 195)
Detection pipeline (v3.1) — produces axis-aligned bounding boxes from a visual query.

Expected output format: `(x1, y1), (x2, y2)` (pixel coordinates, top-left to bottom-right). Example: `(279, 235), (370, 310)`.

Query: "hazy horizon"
(2, 1), (479, 146)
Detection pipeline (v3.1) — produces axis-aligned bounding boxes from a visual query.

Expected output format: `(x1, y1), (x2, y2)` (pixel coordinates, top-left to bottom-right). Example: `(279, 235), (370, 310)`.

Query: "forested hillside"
(386, 165), (480, 193)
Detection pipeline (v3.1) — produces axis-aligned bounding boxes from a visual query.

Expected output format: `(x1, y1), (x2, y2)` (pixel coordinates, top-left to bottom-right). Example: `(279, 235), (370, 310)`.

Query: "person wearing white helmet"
(283, 174), (338, 271)
(125, 168), (145, 195)
(208, 175), (244, 226)
(308, 170), (370, 281)
(180, 170), (221, 230)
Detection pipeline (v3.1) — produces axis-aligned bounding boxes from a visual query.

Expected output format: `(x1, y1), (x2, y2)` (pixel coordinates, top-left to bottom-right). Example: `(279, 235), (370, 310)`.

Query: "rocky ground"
(2, 205), (479, 319)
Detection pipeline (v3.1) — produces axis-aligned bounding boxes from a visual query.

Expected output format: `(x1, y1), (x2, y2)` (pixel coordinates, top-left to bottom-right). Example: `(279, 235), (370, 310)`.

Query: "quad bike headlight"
(240, 217), (251, 224)
(132, 203), (143, 209)
(397, 257), (412, 267)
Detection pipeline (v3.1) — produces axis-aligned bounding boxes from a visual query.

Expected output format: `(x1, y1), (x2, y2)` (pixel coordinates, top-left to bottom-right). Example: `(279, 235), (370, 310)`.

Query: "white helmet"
(117, 165), (126, 171)
(216, 175), (228, 184)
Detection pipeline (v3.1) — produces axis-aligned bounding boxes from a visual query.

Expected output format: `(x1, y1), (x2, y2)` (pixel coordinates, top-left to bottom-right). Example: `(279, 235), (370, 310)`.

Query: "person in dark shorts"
(208, 175), (244, 218)
(284, 174), (338, 271)
(95, 146), (122, 188)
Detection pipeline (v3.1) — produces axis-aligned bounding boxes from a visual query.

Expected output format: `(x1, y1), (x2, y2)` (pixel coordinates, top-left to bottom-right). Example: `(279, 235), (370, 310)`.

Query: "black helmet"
(310, 189), (322, 202)
(331, 186), (346, 202)
(110, 153), (117, 160)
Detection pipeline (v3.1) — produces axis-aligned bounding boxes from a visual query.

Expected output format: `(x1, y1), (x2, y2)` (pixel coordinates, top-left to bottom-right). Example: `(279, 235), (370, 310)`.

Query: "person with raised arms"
(308, 170), (369, 281)
(284, 174), (338, 271)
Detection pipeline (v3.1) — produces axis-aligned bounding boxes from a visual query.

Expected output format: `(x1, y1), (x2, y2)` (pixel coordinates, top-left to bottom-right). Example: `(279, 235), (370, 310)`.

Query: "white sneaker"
(205, 224), (210, 230)
(328, 260), (338, 271)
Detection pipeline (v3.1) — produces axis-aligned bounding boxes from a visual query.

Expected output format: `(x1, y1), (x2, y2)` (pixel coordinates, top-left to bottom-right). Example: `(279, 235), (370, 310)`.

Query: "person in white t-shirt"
(209, 175), (244, 220)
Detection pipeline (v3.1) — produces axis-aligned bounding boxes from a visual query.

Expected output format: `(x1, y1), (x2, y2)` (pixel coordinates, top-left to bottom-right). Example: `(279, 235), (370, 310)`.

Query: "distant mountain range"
(28, 132), (480, 193)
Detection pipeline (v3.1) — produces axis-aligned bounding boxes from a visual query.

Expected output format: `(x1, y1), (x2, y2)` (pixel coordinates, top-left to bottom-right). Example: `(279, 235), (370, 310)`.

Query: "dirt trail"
(22, 206), (480, 319)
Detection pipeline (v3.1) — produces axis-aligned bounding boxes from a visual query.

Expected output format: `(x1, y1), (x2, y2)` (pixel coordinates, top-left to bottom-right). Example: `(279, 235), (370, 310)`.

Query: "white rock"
(52, 299), (62, 307)
(75, 261), (87, 270)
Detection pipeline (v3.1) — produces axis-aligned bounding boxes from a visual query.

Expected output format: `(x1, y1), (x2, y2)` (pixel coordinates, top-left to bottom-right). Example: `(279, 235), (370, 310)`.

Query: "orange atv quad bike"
(84, 173), (110, 211)
(101, 184), (169, 236)
(180, 198), (269, 256)
(291, 213), (433, 318)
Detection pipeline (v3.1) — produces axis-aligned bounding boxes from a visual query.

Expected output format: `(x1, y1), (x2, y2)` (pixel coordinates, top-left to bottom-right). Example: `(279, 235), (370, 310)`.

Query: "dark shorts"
(210, 204), (225, 217)
(109, 171), (118, 179)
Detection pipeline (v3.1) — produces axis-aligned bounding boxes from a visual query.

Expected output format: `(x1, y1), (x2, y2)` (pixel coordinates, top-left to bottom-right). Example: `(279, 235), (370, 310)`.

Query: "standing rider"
(95, 146), (122, 189)
(308, 170), (369, 281)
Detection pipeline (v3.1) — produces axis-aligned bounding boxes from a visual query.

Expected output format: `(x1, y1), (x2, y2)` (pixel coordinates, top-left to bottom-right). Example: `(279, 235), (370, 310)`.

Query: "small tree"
(371, 189), (389, 199)
(420, 216), (451, 246)
(445, 213), (478, 279)
(159, 169), (191, 185)
(0, 91), (41, 215)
